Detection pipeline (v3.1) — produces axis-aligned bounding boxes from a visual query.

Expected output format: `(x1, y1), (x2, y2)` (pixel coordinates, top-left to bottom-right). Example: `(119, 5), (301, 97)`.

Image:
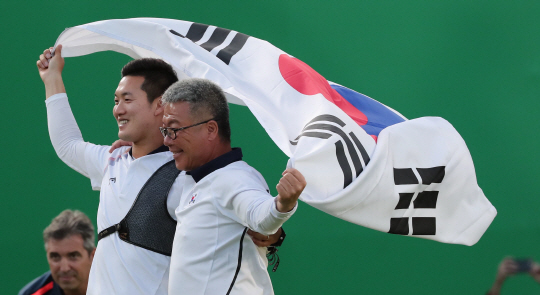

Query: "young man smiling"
(38, 45), (181, 294)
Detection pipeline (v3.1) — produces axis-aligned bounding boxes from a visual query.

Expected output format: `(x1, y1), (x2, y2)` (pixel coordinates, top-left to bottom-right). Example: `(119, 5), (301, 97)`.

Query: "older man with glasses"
(160, 78), (307, 295)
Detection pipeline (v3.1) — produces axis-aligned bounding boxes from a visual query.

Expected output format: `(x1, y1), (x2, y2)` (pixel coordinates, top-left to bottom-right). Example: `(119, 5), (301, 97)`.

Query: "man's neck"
(204, 143), (232, 164)
(131, 134), (165, 159)
(131, 143), (164, 158)
(63, 286), (86, 295)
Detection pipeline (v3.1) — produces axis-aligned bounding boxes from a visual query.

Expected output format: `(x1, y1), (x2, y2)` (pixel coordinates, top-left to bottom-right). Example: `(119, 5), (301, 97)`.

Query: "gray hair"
(43, 210), (95, 254)
(161, 78), (231, 142)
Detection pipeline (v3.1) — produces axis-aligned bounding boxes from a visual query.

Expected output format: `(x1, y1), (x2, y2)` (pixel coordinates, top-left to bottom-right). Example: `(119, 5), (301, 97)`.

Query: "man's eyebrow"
(48, 252), (60, 257)
(68, 251), (82, 256)
(114, 92), (132, 97)
(164, 118), (180, 126)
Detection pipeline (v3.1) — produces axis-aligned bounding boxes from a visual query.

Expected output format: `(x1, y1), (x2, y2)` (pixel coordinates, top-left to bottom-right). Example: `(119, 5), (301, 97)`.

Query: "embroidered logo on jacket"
(189, 193), (197, 204)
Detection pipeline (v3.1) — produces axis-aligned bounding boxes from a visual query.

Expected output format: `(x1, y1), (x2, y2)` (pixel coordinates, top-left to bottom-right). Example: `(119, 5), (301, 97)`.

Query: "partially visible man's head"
(114, 58), (178, 143)
(161, 78), (231, 170)
(43, 210), (95, 294)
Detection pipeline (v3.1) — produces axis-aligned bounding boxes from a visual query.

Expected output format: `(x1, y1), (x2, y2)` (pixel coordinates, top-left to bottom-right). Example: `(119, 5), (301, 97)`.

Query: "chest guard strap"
(98, 160), (180, 256)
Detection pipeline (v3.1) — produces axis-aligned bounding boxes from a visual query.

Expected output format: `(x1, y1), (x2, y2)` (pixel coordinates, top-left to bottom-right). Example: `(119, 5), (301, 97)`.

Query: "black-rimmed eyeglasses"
(159, 118), (215, 140)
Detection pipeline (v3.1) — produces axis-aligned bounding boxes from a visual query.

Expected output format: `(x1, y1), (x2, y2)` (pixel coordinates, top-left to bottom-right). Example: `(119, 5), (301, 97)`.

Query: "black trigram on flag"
(290, 114), (370, 189)
(170, 23), (250, 65)
(389, 166), (445, 235)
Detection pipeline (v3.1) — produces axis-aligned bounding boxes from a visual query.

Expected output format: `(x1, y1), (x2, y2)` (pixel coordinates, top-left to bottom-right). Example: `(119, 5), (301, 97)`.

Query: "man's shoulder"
(107, 146), (132, 158)
(212, 161), (267, 187)
(220, 160), (260, 175)
(107, 147), (173, 167)
(18, 271), (63, 295)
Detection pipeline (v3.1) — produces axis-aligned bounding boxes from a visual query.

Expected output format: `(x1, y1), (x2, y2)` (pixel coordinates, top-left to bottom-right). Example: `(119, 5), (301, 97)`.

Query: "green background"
(2, 1), (539, 294)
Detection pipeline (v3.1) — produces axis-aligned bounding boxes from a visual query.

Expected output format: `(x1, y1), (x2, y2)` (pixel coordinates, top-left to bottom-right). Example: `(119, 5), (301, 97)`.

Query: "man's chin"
(57, 279), (79, 290)
(174, 160), (187, 171)
(118, 132), (133, 143)
(172, 157), (189, 171)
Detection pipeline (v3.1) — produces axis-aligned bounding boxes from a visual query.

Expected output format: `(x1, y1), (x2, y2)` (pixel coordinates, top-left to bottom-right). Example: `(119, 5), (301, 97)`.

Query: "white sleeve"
(46, 93), (111, 190)
(213, 169), (297, 235)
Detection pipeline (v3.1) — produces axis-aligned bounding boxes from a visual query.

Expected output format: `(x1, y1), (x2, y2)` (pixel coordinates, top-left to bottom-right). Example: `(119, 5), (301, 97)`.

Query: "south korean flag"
(53, 18), (496, 246)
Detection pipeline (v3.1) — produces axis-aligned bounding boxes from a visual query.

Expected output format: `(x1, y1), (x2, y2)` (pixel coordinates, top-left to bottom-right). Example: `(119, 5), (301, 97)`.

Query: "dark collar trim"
(150, 145), (170, 155)
(129, 145), (170, 158)
(188, 148), (243, 182)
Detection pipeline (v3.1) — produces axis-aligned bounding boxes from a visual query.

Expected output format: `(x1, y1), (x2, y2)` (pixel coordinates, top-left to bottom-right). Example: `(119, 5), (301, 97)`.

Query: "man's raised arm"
(37, 45), (110, 187)
(221, 167), (306, 236)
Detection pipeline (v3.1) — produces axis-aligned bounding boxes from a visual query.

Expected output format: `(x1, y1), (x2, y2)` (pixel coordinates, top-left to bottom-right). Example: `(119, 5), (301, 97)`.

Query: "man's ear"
(89, 248), (96, 261)
(207, 120), (219, 140)
(154, 97), (164, 116)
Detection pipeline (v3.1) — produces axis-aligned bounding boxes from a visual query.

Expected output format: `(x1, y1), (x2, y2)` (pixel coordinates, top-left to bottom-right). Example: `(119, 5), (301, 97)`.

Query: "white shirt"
(169, 149), (296, 295)
(46, 93), (183, 295)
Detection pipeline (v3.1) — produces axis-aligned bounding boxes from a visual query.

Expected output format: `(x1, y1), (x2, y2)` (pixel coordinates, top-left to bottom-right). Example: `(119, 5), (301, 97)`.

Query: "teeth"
(119, 120), (128, 124)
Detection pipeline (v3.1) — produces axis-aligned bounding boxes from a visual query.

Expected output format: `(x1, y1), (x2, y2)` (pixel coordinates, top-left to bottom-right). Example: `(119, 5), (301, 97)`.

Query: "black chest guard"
(98, 160), (180, 256)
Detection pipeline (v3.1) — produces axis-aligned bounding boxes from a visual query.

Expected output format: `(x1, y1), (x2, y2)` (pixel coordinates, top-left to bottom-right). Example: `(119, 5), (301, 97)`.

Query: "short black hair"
(121, 58), (179, 103)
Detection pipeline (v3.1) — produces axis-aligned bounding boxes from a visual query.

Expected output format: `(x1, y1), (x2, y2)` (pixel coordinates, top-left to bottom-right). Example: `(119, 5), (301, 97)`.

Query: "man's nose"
(163, 134), (173, 146)
(114, 102), (126, 116)
(59, 258), (71, 272)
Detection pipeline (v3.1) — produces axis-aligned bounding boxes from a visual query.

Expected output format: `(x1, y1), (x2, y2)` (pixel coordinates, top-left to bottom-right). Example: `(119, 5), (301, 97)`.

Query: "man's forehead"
(46, 235), (85, 252)
(163, 113), (184, 128)
(116, 76), (145, 93)
(164, 102), (192, 121)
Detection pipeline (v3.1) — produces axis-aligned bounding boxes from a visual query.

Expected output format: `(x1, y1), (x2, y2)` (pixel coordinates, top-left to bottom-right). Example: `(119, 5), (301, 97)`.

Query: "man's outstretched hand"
(109, 139), (133, 153)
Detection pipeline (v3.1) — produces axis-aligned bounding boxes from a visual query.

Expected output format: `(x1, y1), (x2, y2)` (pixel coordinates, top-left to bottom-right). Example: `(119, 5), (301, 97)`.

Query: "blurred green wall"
(2, 1), (539, 294)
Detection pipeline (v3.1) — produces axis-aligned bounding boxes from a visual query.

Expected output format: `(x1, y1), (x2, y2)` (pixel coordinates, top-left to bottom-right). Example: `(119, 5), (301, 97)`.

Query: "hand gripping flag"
(53, 18), (496, 245)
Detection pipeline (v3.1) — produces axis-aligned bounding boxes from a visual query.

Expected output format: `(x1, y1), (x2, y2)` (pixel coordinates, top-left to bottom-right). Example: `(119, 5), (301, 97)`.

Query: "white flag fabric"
(53, 18), (496, 246)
